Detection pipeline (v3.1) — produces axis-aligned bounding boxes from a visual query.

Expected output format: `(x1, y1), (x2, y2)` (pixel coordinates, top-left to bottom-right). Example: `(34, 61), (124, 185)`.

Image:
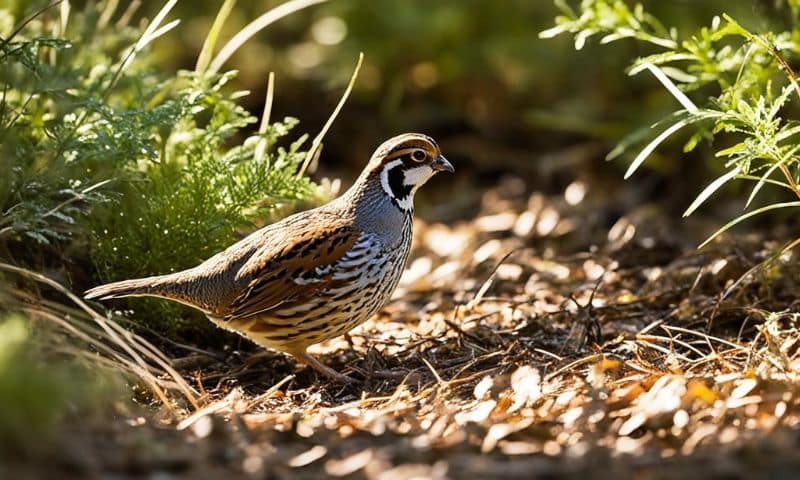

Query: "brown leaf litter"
(4, 177), (800, 479)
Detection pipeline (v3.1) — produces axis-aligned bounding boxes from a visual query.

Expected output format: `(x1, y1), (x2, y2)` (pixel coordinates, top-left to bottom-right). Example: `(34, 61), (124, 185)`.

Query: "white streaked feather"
(289, 232), (382, 286)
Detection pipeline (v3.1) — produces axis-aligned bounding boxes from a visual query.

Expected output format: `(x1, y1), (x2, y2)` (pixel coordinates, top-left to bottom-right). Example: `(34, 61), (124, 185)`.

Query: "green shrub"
(0, 3), (142, 244)
(88, 73), (317, 331)
(88, 71), (314, 281)
(542, 0), (800, 248)
(1, 2), (321, 333)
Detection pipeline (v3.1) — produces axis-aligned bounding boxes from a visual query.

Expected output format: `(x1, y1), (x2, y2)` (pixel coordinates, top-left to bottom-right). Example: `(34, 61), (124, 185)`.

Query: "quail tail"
(84, 275), (168, 300)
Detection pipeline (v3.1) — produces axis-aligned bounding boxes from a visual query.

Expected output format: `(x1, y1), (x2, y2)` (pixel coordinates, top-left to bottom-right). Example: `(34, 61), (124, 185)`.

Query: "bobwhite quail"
(85, 133), (453, 383)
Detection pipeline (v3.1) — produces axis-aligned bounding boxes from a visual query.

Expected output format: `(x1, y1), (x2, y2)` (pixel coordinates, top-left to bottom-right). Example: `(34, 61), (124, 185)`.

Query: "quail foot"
(85, 133), (454, 384)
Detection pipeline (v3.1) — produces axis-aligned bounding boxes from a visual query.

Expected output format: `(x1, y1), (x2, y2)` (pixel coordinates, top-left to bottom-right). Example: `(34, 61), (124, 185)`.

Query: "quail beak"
(431, 155), (455, 173)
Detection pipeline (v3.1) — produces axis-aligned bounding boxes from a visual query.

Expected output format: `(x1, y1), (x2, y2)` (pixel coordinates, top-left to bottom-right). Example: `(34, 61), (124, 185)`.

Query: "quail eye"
(411, 150), (426, 162)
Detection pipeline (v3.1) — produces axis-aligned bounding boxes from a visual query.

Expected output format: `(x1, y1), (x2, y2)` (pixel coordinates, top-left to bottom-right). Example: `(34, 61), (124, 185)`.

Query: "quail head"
(85, 133), (454, 384)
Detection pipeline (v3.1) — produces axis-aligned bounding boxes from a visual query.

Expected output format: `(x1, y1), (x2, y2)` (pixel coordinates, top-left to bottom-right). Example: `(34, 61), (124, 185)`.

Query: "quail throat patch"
(380, 160), (436, 212)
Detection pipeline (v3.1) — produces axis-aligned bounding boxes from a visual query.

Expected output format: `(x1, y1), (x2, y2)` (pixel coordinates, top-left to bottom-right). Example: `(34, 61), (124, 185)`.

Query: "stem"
(770, 45), (800, 103)
(778, 164), (800, 200)
(769, 145), (800, 200)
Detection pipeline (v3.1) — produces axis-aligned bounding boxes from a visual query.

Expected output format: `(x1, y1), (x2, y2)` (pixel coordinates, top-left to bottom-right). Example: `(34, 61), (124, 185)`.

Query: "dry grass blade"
(118, 0), (179, 75)
(660, 324), (746, 351)
(544, 353), (602, 382)
(97, 0), (119, 28)
(468, 249), (522, 309)
(115, 0), (140, 28)
(26, 305), (175, 407)
(254, 72), (276, 164)
(207, 0), (328, 75)
(297, 52), (364, 178)
(723, 237), (800, 300)
(195, 0), (237, 74)
(0, 262), (199, 412)
(177, 388), (242, 431)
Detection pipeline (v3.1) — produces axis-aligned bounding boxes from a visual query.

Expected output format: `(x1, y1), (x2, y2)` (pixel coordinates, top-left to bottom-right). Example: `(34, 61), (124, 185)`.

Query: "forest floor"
(5, 176), (800, 479)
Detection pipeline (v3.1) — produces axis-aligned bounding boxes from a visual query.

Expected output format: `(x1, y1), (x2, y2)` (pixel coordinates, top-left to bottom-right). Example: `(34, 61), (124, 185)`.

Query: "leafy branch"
(542, 0), (800, 248)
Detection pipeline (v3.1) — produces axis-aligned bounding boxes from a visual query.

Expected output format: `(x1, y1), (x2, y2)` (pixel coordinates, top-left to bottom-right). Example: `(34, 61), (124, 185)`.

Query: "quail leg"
(294, 350), (357, 385)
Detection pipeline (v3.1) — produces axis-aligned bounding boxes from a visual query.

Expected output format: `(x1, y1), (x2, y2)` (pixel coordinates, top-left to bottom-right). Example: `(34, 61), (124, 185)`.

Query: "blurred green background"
(6, 0), (791, 213)
(153, 0), (784, 184)
(120, 0), (794, 220)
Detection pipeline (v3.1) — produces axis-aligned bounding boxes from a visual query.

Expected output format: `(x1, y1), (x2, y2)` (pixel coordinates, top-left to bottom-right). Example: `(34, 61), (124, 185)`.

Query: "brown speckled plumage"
(85, 133), (453, 383)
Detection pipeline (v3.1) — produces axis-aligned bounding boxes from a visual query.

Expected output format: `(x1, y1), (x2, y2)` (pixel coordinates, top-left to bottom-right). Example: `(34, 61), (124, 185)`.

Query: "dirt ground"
(5, 176), (800, 479)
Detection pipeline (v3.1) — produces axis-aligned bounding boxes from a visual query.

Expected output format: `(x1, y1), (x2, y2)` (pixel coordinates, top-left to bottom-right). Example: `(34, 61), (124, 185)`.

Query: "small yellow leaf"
(688, 380), (718, 404)
(601, 358), (621, 370)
